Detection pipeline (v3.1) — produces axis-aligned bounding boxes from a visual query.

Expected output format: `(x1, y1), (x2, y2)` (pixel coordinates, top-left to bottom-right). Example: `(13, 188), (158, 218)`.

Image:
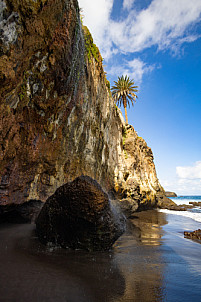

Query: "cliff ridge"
(0, 0), (164, 209)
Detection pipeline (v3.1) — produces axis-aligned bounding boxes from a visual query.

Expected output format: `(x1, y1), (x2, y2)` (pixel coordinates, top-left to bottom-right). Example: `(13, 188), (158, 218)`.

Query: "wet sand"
(0, 210), (201, 302)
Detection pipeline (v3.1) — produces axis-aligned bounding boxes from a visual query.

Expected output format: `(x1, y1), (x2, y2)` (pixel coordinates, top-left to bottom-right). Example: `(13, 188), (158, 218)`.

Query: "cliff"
(0, 0), (164, 208)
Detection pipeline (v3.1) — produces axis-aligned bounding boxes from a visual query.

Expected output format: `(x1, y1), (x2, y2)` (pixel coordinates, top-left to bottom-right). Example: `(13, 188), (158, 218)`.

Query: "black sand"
(0, 210), (201, 302)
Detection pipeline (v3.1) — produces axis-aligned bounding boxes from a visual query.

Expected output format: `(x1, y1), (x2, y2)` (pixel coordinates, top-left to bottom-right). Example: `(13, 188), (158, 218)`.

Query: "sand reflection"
(130, 209), (168, 245)
(111, 210), (168, 302)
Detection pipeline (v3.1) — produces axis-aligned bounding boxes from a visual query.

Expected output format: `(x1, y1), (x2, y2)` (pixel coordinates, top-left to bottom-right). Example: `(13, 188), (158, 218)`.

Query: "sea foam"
(159, 196), (201, 223)
(159, 208), (201, 223)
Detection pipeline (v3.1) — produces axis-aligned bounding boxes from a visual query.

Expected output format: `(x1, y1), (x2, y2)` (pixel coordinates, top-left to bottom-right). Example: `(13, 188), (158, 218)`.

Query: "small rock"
(165, 191), (177, 197)
(184, 229), (201, 242)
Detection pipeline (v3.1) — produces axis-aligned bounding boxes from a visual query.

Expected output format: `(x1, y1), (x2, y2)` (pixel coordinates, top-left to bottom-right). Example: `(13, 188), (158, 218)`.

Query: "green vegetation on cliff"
(82, 25), (111, 92)
(83, 26), (102, 64)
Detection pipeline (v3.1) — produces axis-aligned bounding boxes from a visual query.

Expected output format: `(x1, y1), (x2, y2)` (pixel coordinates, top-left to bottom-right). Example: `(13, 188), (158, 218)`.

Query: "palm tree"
(111, 75), (138, 125)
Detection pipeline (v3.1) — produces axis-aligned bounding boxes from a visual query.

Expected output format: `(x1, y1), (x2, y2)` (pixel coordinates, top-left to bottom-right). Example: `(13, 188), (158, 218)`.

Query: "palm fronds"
(111, 75), (138, 124)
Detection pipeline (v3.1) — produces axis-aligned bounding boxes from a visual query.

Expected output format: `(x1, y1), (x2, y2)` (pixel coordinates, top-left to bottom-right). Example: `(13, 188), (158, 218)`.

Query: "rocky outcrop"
(157, 196), (176, 209)
(189, 201), (201, 206)
(0, 0), (164, 210)
(36, 176), (125, 250)
(165, 192), (177, 197)
(184, 229), (201, 242)
(115, 125), (165, 211)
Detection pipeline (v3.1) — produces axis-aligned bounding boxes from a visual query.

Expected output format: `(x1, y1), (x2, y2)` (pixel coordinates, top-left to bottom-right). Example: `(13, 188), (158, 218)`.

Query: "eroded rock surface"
(36, 176), (125, 251)
(0, 0), (165, 212)
(115, 125), (165, 210)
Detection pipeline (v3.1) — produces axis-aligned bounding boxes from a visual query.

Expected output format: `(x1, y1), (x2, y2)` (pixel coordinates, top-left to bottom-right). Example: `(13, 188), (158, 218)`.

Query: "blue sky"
(78, 0), (201, 195)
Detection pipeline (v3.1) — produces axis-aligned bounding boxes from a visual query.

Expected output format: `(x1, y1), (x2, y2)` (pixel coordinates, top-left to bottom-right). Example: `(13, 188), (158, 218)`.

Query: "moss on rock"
(83, 26), (102, 65)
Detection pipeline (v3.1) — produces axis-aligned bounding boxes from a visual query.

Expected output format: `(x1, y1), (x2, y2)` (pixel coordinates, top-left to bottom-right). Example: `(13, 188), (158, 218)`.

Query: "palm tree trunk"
(124, 106), (128, 125)
(123, 96), (128, 124)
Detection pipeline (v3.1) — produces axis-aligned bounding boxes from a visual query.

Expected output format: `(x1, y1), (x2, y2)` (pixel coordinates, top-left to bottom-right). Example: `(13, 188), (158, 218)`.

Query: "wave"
(159, 208), (201, 223)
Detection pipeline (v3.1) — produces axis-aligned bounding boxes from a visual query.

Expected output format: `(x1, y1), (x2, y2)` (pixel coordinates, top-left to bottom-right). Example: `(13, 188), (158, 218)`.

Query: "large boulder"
(36, 176), (125, 251)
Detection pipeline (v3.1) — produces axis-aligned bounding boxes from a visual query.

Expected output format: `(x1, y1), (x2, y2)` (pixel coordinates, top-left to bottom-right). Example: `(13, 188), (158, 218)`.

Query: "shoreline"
(1, 210), (201, 301)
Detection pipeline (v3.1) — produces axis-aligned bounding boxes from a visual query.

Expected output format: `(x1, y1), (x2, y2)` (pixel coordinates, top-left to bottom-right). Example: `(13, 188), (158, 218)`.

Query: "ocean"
(160, 196), (201, 223)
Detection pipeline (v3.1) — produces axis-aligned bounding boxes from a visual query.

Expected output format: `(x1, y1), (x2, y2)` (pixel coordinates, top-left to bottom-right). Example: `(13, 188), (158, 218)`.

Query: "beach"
(1, 208), (201, 302)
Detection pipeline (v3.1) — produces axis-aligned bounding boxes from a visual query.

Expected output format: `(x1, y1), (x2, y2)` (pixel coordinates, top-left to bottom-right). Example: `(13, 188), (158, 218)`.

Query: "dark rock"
(189, 201), (201, 206)
(36, 176), (125, 251)
(157, 195), (191, 211)
(157, 196), (176, 209)
(115, 198), (139, 218)
(184, 229), (201, 242)
(163, 203), (193, 211)
(0, 200), (43, 224)
(158, 197), (194, 211)
(165, 191), (177, 197)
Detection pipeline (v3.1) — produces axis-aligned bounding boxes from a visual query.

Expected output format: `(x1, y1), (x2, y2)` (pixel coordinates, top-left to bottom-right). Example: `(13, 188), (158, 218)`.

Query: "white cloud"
(160, 161), (201, 195)
(123, 0), (135, 10)
(109, 58), (156, 84)
(160, 178), (201, 195)
(176, 161), (201, 179)
(79, 0), (201, 58)
(110, 0), (201, 54)
(79, 0), (113, 32)
(79, 0), (114, 59)
(127, 58), (156, 83)
(176, 178), (201, 194)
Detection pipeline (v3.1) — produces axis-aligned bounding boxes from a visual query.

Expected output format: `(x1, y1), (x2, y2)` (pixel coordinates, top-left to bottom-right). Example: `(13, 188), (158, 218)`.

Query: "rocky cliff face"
(117, 125), (164, 210)
(0, 0), (164, 208)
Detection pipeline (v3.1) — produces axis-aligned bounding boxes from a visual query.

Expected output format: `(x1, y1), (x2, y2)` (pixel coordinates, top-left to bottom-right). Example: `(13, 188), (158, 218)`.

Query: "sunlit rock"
(0, 0), (165, 212)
